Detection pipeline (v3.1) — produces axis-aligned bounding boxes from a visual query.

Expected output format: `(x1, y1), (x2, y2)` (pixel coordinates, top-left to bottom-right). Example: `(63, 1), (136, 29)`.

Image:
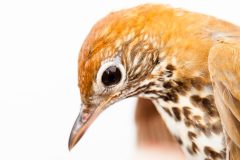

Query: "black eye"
(102, 66), (122, 86)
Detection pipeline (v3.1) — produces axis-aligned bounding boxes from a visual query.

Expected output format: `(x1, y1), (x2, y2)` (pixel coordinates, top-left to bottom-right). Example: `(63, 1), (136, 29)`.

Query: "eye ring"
(96, 60), (126, 89)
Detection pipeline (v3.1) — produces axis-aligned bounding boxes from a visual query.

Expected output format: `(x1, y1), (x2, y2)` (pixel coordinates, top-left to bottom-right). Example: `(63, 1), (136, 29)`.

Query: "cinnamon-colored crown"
(78, 4), (239, 103)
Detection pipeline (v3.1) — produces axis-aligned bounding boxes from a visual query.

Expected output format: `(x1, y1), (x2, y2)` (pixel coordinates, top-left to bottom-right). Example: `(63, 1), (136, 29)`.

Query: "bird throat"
(139, 63), (226, 160)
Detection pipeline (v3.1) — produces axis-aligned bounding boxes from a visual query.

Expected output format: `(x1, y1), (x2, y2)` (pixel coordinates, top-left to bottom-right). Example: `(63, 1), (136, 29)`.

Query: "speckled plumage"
(69, 4), (240, 160)
(139, 62), (225, 160)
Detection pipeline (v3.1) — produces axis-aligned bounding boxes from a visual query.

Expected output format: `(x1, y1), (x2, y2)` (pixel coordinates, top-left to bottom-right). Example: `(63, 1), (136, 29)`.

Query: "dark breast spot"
(188, 131), (197, 140)
(163, 81), (172, 89)
(175, 80), (191, 91)
(192, 142), (199, 154)
(175, 136), (183, 145)
(166, 64), (175, 71)
(202, 97), (218, 117)
(159, 91), (178, 103)
(190, 95), (218, 117)
(202, 98), (211, 106)
(204, 146), (223, 159)
(172, 107), (181, 121)
(162, 107), (172, 117)
(183, 107), (191, 119)
(167, 92), (178, 102)
(190, 95), (202, 105)
(165, 64), (175, 77)
(187, 142), (199, 155)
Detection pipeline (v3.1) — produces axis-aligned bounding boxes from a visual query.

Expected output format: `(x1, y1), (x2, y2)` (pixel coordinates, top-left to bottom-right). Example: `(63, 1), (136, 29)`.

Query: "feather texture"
(209, 40), (240, 159)
(69, 4), (240, 159)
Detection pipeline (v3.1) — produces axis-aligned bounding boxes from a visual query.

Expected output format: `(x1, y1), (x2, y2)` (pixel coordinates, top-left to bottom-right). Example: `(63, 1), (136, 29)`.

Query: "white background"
(0, 0), (240, 160)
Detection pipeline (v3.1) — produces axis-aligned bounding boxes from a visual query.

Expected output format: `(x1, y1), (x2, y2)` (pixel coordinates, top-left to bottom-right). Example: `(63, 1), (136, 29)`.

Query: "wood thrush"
(69, 4), (240, 160)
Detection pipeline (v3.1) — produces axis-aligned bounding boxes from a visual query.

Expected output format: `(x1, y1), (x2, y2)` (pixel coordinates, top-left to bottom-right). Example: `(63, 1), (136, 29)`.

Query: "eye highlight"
(102, 66), (122, 86)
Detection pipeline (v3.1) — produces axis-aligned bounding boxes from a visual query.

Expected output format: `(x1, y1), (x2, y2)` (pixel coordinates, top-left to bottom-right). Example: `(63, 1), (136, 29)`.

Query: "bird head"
(68, 5), (166, 150)
(68, 4), (208, 150)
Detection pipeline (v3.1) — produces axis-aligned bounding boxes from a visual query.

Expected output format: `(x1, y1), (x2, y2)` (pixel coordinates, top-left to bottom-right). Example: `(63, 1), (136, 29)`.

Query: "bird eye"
(102, 66), (122, 86)
(96, 60), (126, 90)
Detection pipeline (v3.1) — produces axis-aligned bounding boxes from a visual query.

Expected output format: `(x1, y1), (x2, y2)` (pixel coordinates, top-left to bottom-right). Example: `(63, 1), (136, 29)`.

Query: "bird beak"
(68, 100), (109, 150)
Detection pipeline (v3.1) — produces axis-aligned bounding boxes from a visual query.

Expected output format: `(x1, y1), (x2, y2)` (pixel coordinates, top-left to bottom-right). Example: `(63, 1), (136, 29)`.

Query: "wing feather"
(209, 41), (240, 159)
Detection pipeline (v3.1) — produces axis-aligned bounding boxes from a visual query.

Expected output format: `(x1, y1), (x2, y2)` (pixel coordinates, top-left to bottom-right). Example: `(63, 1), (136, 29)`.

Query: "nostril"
(81, 112), (90, 123)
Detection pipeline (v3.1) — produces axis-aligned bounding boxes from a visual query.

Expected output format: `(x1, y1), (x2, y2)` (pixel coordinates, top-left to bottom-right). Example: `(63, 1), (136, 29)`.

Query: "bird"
(68, 4), (240, 160)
